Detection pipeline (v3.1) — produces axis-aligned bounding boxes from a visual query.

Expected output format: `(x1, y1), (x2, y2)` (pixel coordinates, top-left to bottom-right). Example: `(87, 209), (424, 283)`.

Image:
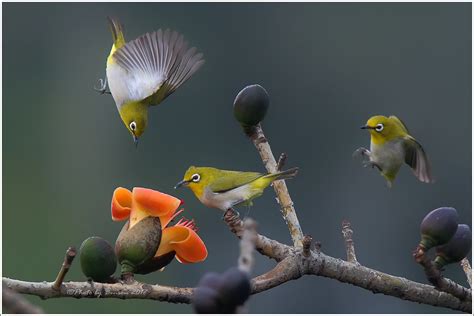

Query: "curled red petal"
(132, 188), (182, 226)
(155, 226), (208, 263)
(111, 187), (132, 221)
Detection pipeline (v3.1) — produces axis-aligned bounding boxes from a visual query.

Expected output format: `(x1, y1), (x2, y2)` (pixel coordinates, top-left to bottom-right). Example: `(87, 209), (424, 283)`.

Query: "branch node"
(302, 235), (312, 257)
(52, 246), (76, 291)
(341, 220), (359, 264)
(276, 153), (287, 171)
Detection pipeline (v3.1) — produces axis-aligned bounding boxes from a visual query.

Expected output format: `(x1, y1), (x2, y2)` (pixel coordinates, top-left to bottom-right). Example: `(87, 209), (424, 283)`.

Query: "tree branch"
(3, 277), (194, 303)
(460, 258), (472, 288)
(249, 124), (304, 248)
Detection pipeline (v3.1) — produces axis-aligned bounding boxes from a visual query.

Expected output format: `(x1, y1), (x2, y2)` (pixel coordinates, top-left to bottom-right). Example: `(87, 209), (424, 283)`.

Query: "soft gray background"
(3, 2), (471, 313)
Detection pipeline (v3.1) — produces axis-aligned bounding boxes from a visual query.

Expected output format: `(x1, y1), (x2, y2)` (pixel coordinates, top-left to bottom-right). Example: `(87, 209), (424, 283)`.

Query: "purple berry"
(219, 267), (251, 307)
(420, 207), (459, 250)
(434, 224), (472, 269)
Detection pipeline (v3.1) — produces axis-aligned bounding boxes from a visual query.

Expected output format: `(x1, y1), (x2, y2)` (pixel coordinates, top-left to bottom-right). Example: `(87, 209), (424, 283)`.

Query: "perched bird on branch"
(354, 115), (433, 187)
(98, 17), (205, 145)
(175, 166), (299, 212)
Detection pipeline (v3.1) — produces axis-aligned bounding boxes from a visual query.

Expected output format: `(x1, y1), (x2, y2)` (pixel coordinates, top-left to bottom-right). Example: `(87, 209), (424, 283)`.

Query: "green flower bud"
(80, 236), (117, 282)
(115, 217), (162, 275)
(419, 207), (459, 251)
(434, 224), (472, 269)
(233, 84), (269, 133)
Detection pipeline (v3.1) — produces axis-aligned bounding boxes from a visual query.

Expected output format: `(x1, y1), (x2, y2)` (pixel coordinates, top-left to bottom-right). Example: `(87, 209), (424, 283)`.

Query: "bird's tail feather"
(107, 16), (125, 48)
(266, 167), (299, 181)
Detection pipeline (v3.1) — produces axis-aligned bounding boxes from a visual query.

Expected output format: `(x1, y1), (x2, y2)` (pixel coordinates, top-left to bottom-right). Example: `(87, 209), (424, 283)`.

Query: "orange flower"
(111, 187), (207, 267)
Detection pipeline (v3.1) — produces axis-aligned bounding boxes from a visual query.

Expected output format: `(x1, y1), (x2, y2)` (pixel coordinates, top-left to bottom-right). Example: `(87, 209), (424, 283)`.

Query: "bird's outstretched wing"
(107, 29), (204, 106)
(403, 136), (434, 183)
(209, 171), (264, 193)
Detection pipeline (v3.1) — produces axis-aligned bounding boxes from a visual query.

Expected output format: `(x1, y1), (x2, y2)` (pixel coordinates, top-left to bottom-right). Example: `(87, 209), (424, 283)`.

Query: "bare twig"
(249, 124), (304, 248)
(341, 220), (359, 264)
(2, 283), (44, 313)
(460, 258), (472, 288)
(239, 218), (258, 273)
(276, 153), (287, 171)
(53, 247), (76, 290)
(414, 248), (471, 302)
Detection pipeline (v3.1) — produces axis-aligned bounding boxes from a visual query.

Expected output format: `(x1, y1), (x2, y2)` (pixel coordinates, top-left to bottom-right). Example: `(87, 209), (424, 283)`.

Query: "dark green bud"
(434, 224), (472, 269)
(115, 217), (162, 275)
(134, 251), (175, 275)
(233, 84), (269, 132)
(419, 207), (459, 250)
(80, 236), (117, 282)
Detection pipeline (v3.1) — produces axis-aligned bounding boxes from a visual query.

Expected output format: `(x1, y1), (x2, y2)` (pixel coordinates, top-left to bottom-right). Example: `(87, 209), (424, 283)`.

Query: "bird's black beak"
(133, 134), (139, 147)
(174, 180), (190, 189)
(360, 125), (374, 130)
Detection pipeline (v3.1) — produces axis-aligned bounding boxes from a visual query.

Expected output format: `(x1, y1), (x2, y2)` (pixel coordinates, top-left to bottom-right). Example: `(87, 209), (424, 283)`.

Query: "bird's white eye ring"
(129, 121), (137, 131)
(191, 173), (201, 183)
(375, 123), (384, 132)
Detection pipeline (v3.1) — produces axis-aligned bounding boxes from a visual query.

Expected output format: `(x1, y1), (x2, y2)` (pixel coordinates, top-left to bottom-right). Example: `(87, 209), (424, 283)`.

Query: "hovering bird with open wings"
(98, 17), (204, 145)
(354, 115), (434, 187)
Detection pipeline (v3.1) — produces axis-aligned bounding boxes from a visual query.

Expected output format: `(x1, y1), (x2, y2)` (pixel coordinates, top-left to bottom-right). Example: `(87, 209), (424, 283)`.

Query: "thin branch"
(310, 251), (471, 313)
(414, 247), (471, 302)
(239, 218), (258, 273)
(249, 124), (304, 248)
(2, 283), (44, 313)
(53, 247), (76, 290)
(3, 277), (194, 303)
(341, 220), (359, 264)
(251, 256), (301, 294)
(460, 258), (472, 288)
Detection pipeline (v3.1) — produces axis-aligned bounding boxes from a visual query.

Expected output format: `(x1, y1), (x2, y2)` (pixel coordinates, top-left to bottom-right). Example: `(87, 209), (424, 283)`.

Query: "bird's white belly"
(200, 185), (253, 211)
(370, 139), (404, 172)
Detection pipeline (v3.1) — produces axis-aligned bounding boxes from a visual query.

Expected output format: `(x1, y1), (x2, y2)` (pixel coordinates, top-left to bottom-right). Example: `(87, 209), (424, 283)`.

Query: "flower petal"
(111, 187), (132, 221)
(132, 188), (182, 226)
(155, 226), (207, 263)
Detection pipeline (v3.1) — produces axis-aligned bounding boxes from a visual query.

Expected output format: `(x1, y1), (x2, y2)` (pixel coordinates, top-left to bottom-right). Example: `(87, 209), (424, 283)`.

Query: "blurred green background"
(3, 2), (471, 313)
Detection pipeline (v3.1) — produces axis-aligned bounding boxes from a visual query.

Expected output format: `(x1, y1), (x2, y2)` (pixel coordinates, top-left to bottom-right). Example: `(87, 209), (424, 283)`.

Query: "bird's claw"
(94, 78), (111, 95)
(222, 208), (240, 220)
(353, 147), (370, 158)
(363, 161), (382, 172)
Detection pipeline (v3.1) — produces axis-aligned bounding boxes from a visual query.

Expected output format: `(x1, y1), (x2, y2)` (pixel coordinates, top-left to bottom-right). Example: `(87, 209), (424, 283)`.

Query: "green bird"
(100, 17), (204, 144)
(175, 166), (299, 212)
(354, 115), (434, 187)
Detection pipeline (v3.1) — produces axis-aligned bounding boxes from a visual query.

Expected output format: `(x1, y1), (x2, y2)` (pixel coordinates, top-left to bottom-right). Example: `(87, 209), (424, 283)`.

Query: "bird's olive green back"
(183, 166), (264, 195)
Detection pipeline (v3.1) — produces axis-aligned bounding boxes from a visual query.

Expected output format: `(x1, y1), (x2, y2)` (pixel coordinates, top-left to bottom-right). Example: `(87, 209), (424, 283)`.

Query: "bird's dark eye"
(191, 173), (201, 183)
(129, 121), (137, 131)
(375, 123), (384, 132)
